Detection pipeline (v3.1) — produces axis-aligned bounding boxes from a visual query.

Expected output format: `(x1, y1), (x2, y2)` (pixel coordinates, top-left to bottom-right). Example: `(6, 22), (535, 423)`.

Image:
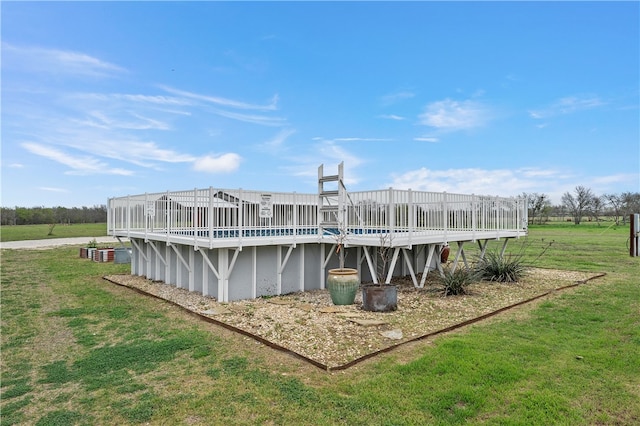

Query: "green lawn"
(1, 224), (639, 425)
(0, 223), (107, 242)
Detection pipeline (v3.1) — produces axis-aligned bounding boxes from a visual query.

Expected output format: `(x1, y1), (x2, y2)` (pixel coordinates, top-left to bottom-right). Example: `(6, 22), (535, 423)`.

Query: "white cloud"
(22, 142), (134, 176)
(161, 86), (279, 111)
(419, 99), (489, 130)
(259, 128), (296, 151)
(313, 137), (392, 144)
(380, 91), (415, 106)
(8, 163), (24, 168)
(193, 153), (242, 173)
(414, 137), (439, 143)
(38, 187), (69, 193)
(529, 95), (605, 119)
(3, 43), (125, 78)
(379, 114), (406, 121)
(211, 108), (287, 127)
(388, 167), (566, 198)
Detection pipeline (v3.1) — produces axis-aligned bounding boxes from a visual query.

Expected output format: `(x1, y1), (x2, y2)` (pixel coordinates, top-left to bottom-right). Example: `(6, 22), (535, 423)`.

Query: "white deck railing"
(108, 187), (528, 245)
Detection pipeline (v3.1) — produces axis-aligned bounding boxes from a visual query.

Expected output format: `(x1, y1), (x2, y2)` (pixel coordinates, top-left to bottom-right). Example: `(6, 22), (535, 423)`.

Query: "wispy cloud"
(312, 137), (392, 143)
(388, 167), (570, 197)
(161, 86), (279, 111)
(3, 43), (126, 78)
(379, 114), (406, 121)
(38, 187), (69, 193)
(258, 128), (296, 152)
(380, 91), (415, 106)
(193, 153), (242, 173)
(418, 98), (490, 130)
(22, 142), (134, 176)
(414, 137), (439, 143)
(529, 95), (605, 119)
(211, 108), (287, 127)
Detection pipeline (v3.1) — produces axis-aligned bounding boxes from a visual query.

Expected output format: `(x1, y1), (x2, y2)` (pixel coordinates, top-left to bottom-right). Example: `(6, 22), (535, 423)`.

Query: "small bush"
(478, 251), (528, 283)
(439, 267), (480, 296)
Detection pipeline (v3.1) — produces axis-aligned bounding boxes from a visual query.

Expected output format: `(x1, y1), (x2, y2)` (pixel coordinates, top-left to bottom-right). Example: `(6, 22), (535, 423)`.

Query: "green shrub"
(477, 251), (528, 283)
(477, 240), (553, 283)
(438, 267), (480, 296)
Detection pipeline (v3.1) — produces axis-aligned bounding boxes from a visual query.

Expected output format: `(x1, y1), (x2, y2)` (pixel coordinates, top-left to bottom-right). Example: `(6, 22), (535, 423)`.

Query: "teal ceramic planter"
(327, 268), (360, 305)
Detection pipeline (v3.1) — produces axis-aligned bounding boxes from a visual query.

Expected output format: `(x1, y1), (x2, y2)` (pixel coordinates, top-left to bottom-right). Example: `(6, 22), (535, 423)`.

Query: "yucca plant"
(477, 251), (528, 283)
(438, 266), (481, 296)
(477, 239), (553, 283)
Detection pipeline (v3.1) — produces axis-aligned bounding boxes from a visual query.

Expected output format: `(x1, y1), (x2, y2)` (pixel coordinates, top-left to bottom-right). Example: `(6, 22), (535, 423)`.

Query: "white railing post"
(408, 189), (413, 246)
(239, 188), (244, 247)
(126, 195), (131, 238)
(388, 187), (395, 235)
(193, 188), (197, 246)
(144, 192), (149, 241)
(209, 187), (214, 247)
(293, 191), (298, 241)
(472, 194), (477, 241)
(166, 190), (170, 242)
(443, 191), (448, 243)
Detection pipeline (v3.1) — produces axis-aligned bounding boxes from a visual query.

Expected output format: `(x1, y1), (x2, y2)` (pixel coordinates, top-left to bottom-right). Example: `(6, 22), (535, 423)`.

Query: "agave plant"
(438, 266), (480, 296)
(477, 239), (553, 283)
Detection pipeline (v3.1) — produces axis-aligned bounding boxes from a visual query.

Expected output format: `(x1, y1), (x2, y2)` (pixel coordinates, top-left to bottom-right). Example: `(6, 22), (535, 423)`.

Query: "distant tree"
(621, 192), (640, 224)
(590, 195), (606, 225)
(562, 186), (594, 225)
(522, 192), (551, 225)
(603, 193), (623, 225)
(0, 205), (107, 225)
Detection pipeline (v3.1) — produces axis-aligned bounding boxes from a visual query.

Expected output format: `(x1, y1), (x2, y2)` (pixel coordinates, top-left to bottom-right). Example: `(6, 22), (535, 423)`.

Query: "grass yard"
(0, 223), (108, 242)
(1, 223), (639, 425)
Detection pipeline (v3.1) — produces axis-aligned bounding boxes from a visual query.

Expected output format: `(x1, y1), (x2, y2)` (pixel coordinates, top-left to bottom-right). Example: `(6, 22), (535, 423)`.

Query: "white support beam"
(418, 244), (436, 288)
(500, 238), (510, 257)
(188, 249), (195, 292)
(252, 246), (257, 298)
(401, 248), (418, 287)
(299, 244), (305, 292)
(477, 239), (489, 261)
(385, 247), (401, 284)
(170, 244), (191, 272)
(362, 246), (378, 284)
(147, 240), (167, 281)
(277, 245), (295, 296)
(129, 238), (147, 261)
(450, 241), (468, 273)
(217, 249), (228, 302)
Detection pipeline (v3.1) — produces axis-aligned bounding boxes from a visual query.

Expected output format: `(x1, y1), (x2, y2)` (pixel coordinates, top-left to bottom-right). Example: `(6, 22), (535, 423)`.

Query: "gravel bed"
(104, 268), (595, 368)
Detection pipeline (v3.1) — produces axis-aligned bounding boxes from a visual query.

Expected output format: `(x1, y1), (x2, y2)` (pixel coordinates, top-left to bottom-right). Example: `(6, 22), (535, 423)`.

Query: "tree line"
(0, 205), (107, 226)
(523, 189), (640, 225)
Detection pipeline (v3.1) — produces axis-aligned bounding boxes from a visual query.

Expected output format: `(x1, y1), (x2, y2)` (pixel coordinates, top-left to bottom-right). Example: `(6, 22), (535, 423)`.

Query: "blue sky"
(2, 1), (638, 207)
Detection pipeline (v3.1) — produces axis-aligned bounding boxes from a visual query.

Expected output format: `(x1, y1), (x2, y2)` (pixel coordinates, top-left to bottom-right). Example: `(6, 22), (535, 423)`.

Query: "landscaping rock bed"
(105, 268), (596, 369)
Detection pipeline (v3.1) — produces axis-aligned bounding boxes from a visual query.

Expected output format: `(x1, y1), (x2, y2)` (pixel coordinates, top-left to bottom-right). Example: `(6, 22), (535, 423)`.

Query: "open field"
(1, 224), (639, 425)
(0, 223), (107, 242)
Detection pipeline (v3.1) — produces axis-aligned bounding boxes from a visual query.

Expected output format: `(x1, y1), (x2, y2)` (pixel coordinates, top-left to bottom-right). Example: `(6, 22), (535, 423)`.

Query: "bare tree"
(522, 192), (551, 225)
(562, 186), (594, 225)
(590, 195), (605, 225)
(603, 193), (623, 225)
(621, 192), (640, 224)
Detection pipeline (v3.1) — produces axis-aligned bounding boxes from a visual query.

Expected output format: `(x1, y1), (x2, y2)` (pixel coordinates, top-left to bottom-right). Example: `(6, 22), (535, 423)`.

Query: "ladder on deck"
(318, 162), (347, 235)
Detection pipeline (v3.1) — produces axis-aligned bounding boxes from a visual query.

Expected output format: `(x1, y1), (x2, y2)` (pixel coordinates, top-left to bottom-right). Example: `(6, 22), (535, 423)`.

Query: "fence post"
(631, 214), (640, 257)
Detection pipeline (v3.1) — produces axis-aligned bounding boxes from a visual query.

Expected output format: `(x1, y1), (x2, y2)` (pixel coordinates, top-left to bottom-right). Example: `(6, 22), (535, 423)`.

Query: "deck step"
(320, 190), (339, 197)
(319, 174), (339, 183)
(320, 221), (340, 227)
(319, 206), (339, 212)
